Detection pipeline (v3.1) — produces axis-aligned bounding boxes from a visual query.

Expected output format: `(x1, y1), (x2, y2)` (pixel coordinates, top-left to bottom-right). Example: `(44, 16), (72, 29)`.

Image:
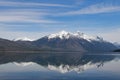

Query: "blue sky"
(0, 0), (120, 42)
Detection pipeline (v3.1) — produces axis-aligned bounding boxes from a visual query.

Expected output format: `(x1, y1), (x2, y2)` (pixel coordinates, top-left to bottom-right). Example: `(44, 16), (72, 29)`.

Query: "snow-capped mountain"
(0, 30), (117, 52)
(48, 30), (102, 42)
(13, 37), (33, 41)
(33, 30), (117, 52)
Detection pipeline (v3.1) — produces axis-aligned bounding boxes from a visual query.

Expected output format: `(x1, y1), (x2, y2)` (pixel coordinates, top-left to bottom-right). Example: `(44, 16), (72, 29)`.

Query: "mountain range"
(0, 31), (118, 52)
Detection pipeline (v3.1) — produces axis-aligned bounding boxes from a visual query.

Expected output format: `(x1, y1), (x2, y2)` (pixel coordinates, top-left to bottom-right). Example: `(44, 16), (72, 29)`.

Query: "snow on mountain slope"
(13, 37), (33, 41)
(48, 30), (71, 39)
(48, 30), (103, 42)
(114, 42), (120, 48)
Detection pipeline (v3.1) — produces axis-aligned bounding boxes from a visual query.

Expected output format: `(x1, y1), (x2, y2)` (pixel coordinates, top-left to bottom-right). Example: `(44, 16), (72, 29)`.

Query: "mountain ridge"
(0, 31), (118, 52)
(32, 31), (117, 52)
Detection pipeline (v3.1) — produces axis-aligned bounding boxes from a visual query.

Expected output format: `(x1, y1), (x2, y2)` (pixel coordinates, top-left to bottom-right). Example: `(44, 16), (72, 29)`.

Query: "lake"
(0, 52), (120, 80)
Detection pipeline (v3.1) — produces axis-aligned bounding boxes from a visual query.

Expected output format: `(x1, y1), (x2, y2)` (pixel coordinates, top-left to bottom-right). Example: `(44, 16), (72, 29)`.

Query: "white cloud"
(0, 9), (60, 24)
(0, 1), (71, 7)
(0, 1), (71, 24)
(0, 15), (59, 24)
(58, 3), (120, 15)
(0, 9), (49, 16)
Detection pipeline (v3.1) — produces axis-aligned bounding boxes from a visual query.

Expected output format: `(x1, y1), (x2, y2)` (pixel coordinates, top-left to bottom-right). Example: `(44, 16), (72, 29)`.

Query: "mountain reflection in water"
(0, 52), (120, 80)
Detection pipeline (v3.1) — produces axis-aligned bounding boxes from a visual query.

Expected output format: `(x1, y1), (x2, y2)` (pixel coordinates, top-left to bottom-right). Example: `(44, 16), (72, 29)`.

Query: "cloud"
(0, 9), (49, 16)
(0, 1), (71, 8)
(0, 15), (59, 24)
(0, 0), (72, 24)
(0, 1), (71, 24)
(0, 9), (60, 24)
(58, 3), (120, 15)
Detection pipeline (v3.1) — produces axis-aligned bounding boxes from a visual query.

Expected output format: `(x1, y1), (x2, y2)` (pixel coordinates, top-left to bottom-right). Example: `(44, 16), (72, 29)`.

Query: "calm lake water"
(0, 52), (120, 80)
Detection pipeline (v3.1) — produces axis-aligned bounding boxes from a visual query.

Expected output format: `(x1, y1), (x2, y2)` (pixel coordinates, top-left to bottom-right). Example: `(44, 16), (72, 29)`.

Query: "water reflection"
(0, 52), (120, 80)
(0, 52), (119, 73)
